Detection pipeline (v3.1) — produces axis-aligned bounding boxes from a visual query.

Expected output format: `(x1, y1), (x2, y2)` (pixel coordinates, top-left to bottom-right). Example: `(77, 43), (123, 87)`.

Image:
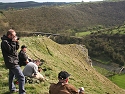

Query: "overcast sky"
(0, 0), (103, 3)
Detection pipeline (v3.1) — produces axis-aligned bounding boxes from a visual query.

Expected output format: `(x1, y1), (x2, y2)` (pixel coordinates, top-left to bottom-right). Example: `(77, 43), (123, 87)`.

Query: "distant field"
(109, 74), (125, 89)
(75, 31), (97, 37)
(95, 66), (125, 89)
(75, 31), (91, 37)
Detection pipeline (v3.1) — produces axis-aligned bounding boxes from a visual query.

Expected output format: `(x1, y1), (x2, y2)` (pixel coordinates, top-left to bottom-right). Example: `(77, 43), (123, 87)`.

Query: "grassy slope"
(0, 36), (125, 94)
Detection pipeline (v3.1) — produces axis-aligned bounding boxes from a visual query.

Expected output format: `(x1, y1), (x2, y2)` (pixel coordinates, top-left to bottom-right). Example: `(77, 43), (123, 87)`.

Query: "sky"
(0, 0), (103, 3)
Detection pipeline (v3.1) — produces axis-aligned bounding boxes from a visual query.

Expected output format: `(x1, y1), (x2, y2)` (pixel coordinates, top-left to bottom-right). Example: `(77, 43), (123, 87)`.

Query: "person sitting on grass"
(49, 71), (84, 94)
(23, 59), (45, 82)
(18, 45), (32, 67)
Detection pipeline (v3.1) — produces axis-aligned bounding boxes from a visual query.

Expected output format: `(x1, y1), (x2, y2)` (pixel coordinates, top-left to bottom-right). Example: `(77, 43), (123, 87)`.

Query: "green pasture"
(75, 31), (92, 37)
(94, 66), (125, 90)
(109, 74), (125, 89)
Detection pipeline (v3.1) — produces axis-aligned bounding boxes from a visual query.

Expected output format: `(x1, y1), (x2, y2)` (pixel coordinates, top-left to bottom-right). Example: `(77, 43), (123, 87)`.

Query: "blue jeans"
(9, 65), (25, 94)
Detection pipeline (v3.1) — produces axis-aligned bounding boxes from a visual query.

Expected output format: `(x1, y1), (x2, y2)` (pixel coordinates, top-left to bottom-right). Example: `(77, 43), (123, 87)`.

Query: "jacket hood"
(1, 35), (11, 41)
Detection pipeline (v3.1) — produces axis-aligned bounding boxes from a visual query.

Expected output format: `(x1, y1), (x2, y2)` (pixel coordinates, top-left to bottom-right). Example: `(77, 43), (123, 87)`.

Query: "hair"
(34, 59), (41, 63)
(6, 29), (15, 36)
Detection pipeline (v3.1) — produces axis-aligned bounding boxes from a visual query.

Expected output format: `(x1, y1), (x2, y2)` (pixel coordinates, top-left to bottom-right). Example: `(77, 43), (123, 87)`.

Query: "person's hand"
(28, 58), (32, 62)
(12, 36), (18, 42)
(33, 74), (37, 77)
(38, 67), (42, 72)
(78, 87), (84, 93)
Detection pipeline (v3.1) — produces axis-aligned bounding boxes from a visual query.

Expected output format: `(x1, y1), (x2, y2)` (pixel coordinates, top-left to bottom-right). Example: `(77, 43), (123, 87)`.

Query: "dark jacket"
(1, 35), (19, 69)
(49, 82), (84, 94)
(18, 50), (28, 66)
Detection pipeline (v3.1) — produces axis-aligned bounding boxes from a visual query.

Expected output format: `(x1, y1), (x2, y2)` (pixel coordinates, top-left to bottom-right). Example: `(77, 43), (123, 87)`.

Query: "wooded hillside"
(0, 1), (125, 34)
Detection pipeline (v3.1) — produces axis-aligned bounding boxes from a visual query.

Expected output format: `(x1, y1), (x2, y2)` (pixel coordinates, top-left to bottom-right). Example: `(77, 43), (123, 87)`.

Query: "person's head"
(7, 29), (16, 39)
(58, 71), (70, 83)
(34, 59), (41, 66)
(21, 45), (27, 52)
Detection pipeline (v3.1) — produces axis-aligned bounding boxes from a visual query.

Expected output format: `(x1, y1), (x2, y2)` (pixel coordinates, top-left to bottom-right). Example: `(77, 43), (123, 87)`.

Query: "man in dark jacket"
(1, 29), (25, 94)
(49, 71), (84, 94)
(18, 45), (29, 66)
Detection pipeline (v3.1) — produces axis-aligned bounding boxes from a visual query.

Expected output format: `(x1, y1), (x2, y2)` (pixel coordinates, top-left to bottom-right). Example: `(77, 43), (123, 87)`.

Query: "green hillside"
(0, 36), (124, 94)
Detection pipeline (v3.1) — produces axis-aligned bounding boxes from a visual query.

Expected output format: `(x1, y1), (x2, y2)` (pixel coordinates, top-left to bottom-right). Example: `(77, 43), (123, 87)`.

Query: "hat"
(58, 71), (70, 80)
(21, 45), (27, 49)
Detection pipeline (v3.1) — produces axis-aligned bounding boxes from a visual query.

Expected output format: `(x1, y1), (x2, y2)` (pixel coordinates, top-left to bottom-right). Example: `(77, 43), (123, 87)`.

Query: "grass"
(93, 59), (125, 90)
(0, 64), (50, 94)
(75, 31), (92, 37)
(0, 36), (125, 94)
(92, 55), (111, 65)
(94, 66), (109, 76)
(109, 74), (125, 89)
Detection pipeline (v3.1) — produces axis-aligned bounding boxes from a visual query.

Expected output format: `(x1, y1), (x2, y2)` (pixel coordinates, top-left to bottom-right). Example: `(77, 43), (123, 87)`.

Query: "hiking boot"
(10, 89), (19, 93)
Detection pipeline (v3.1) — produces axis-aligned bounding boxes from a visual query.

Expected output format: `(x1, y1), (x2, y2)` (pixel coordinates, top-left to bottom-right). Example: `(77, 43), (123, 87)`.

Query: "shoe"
(10, 89), (19, 93)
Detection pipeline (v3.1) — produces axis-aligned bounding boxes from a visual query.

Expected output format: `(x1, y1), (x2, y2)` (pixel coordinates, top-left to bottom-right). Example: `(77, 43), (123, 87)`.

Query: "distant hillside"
(0, 36), (125, 93)
(0, 1), (70, 9)
(0, 1), (125, 34)
(82, 24), (125, 66)
(50, 24), (125, 66)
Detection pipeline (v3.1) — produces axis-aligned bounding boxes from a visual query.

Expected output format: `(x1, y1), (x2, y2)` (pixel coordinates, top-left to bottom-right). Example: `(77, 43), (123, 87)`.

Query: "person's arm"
(16, 41), (19, 50)
(19, 51), (29, 65)
(49, 83), (55, 94)
(33, 64), (38, 76)
(1, 40), (14, 54)
(12, 36), (19, 50)
(19, 51), (28, 61)
(65, 84), (84, 94)
(65, 84), (79, 94)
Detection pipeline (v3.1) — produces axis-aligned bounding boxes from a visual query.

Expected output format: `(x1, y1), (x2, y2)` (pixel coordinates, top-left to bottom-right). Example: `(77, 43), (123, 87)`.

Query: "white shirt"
(23, 62), (38, 77)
